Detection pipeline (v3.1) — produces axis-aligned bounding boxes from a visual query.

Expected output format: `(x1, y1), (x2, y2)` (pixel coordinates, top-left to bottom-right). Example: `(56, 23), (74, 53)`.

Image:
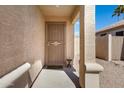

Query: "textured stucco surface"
(96, 35), (124, 61)
(96, 58), (124, 88)
(96, 35), (109, 60)
(66, 21), (74, 59)
(84, 5), (96, 63)
(79, 5), (96, 87)
(23, 6), (45, 82)
(0, 6), (45, 87)
(112, 36), (124, 60)
(0, 6), (26, 77)
(73, 37), (80, 72)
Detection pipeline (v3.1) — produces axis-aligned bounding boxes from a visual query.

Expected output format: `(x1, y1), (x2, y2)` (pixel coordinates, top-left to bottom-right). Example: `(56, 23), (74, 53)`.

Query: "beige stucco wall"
(73, 36), (80, 71)
(96, 35), (109, 60)
(79, 6), (84, 87)
(112, 36), (124, 60)
(74, 37), (80, 56)
(66, 21), (74, 59)
(24, 6), (45, 83)
(96, 35), (124, 61)
(84, 6), (96, 63)
(0, 6), (45, 87)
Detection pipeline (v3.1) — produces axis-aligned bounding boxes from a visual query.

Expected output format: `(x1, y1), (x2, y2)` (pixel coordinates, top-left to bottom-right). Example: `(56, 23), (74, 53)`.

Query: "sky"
(74, 19), (80, 37)
(96, 5), (119, 31)
(74, 5), (123, 37)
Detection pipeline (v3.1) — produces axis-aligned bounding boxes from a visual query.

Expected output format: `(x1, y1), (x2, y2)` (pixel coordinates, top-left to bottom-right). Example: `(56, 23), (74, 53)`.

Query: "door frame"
(45, 22), (66, 66)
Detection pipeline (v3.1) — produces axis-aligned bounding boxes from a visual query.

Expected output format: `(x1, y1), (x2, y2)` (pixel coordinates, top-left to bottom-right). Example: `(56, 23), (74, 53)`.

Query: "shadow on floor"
(43, 65), (64, 71)
(64, 67), (81, 88)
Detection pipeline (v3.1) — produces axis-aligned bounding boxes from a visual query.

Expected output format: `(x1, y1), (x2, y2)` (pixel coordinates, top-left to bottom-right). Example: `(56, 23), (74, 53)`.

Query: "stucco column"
(79, 5), (85, 88)
(80, 5), (104, 88)
(108, 34), (112, 61)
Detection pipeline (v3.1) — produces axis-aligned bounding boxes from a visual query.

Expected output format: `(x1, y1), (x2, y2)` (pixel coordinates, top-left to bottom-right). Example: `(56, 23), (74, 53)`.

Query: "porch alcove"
(0, 5), (104, 88)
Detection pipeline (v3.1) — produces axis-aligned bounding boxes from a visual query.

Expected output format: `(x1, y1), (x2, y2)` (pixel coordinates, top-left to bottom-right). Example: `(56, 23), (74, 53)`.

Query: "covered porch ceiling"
(40, 5), (76, 17)
(39, 5), (79, 23)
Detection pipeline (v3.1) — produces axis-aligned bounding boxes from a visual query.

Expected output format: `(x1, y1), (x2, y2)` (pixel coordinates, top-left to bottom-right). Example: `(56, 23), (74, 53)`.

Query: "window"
(100, 33), (107, 36)
(116, 31), (124, 36)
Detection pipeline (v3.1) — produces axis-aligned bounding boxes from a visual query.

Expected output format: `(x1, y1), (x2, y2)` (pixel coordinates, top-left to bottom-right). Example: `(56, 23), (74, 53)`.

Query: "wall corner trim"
(0, 63), (31, 88)
(85, 63), (104, 88)
(108, 34), (112, 61)
(85, 63), (104, 73)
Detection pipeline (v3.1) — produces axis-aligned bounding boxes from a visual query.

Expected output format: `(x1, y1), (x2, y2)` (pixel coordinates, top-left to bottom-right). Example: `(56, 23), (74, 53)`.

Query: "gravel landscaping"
(96, 58), (124, 88)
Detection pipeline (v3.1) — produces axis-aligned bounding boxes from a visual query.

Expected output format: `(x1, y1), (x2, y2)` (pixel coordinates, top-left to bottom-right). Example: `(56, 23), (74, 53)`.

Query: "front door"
(45, 22), (65, 66)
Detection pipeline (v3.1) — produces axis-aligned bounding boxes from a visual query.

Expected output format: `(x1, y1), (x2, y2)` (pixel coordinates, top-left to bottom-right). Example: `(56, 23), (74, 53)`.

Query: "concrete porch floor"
(31, 67), (80, 88)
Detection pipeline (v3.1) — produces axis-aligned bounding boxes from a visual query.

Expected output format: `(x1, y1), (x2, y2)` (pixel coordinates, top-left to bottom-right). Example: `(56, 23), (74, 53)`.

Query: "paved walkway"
(32, 67), (80, 88)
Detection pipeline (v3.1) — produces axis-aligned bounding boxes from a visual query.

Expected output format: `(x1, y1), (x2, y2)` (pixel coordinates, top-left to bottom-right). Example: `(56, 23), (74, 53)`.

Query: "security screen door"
(45, 22), (65, 66)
